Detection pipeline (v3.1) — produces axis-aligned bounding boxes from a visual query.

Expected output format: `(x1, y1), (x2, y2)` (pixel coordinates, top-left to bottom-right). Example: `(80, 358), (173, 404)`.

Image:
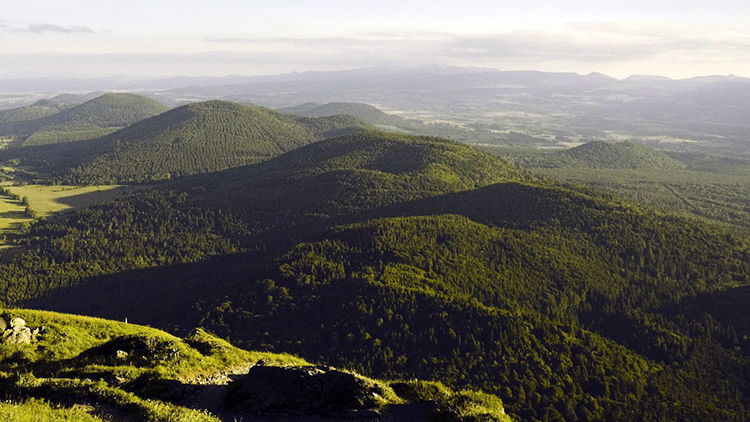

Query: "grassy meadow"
(0, 184), (138, 249)
(4, 184), (124, 218)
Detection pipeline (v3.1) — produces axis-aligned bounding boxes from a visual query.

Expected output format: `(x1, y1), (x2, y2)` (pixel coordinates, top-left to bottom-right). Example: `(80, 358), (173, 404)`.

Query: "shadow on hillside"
(134, 376), (438, 422)
(22, 182), (597, 339)
(24, 251), (268, 335)
(348, 181), (600, 230)
(665, 285), (750, 336)
(0, 136), (105, 166)
(51, 185), (149, 209)
(0, 210), (29, 219)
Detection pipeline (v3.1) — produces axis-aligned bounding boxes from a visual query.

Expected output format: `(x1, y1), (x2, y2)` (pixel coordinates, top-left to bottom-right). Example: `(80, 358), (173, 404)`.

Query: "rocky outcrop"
(1, 316), (42, 344)
(225, 363), (394, 418)
(76, 335), (181, 366)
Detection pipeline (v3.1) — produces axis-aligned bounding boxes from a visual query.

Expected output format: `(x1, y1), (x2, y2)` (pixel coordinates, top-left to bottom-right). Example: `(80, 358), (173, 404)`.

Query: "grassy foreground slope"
(0, 308), (510, 422)
(0, 399), (103, 422)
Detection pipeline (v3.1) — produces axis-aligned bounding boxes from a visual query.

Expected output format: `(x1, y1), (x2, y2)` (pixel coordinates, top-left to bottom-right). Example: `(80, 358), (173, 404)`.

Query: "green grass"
(391, 380), (512, 422)
(0, 308), (306, 422)
(0, 189), (32, 246)
(0, 308), (510, 421)
(5, 184), (127, 218)
(0, 184), (136, 249)
(0, 308), (305, 376)
(0, 398), (105, 422)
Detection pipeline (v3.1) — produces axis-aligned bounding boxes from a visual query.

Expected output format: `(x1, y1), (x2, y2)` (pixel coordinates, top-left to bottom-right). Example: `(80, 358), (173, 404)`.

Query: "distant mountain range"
(2, 66), (748, 157)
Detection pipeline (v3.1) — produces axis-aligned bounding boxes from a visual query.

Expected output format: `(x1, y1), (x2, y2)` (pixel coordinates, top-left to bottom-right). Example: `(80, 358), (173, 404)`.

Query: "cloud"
(22, 24), (96, 34)
(0, 20), (96, 34)
(2, 22), (750, 78)
(201, 26), (750, 66)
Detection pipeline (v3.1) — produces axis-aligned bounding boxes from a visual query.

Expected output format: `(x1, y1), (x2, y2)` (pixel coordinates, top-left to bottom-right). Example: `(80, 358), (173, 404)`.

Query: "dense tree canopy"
(0, 129), (747, 421)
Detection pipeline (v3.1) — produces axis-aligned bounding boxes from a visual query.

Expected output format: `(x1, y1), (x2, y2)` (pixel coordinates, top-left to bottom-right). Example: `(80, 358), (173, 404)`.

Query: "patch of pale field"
(367, 104), (413, 116)
(602, 131), (637, 141)
(401, 112), (440, 120)
(602, 131), (704, 144)
(537, 145), (570, 150)
(0, 184), (144, 249)
(556, 141), (586, 148)
(421, 118), (469, 127)
(0, 193), (32, 248)
(0, 137), (16, 149)
(4, 184), (124, 217)
(484, 111), (548, 118)
(646, 135), (704, 144)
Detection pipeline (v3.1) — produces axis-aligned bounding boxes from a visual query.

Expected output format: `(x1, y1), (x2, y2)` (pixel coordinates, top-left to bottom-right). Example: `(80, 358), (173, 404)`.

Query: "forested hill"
(280, 102), (409, 128)
(279, 101), (505, 141)
(0, 93), (169, 146)
(181, 130), (527, 215)
(518, 141), (688, 169)
(3, 100), (369, 183)
(0, 129), (748, 421)
(0, 99), (68, 125)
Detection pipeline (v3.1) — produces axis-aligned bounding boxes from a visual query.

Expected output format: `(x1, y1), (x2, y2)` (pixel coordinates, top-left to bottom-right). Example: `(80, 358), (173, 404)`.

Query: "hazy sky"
(2, 0), (749, 79)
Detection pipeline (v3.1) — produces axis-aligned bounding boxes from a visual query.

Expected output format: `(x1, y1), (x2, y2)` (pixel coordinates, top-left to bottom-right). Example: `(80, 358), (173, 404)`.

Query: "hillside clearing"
(0, 184), (143, 249)
(5, 184), (125, 217)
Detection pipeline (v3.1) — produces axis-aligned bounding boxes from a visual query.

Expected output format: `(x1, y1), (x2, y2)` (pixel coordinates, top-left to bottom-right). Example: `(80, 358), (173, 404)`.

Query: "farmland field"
(0, 183), (138, 249)
(4, 184), (125, 217)
(0, 189), (31, 246)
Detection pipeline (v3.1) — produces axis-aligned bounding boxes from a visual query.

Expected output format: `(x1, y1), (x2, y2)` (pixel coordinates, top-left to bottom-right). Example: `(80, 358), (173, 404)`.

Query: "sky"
(1, 0), (749, 79)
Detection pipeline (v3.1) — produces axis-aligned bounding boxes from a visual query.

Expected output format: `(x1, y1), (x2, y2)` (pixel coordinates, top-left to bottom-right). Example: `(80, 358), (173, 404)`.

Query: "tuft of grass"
(390, 380), (512, 422)
(0, 398), (105, 422)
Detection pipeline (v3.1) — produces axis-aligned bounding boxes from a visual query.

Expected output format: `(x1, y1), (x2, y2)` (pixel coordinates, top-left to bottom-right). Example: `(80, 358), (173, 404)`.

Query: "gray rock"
(10, 317), (25, 330)
(4, 327), (32, 344)
(1, 316), (42, 344)
(225, 365), (391, 417)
